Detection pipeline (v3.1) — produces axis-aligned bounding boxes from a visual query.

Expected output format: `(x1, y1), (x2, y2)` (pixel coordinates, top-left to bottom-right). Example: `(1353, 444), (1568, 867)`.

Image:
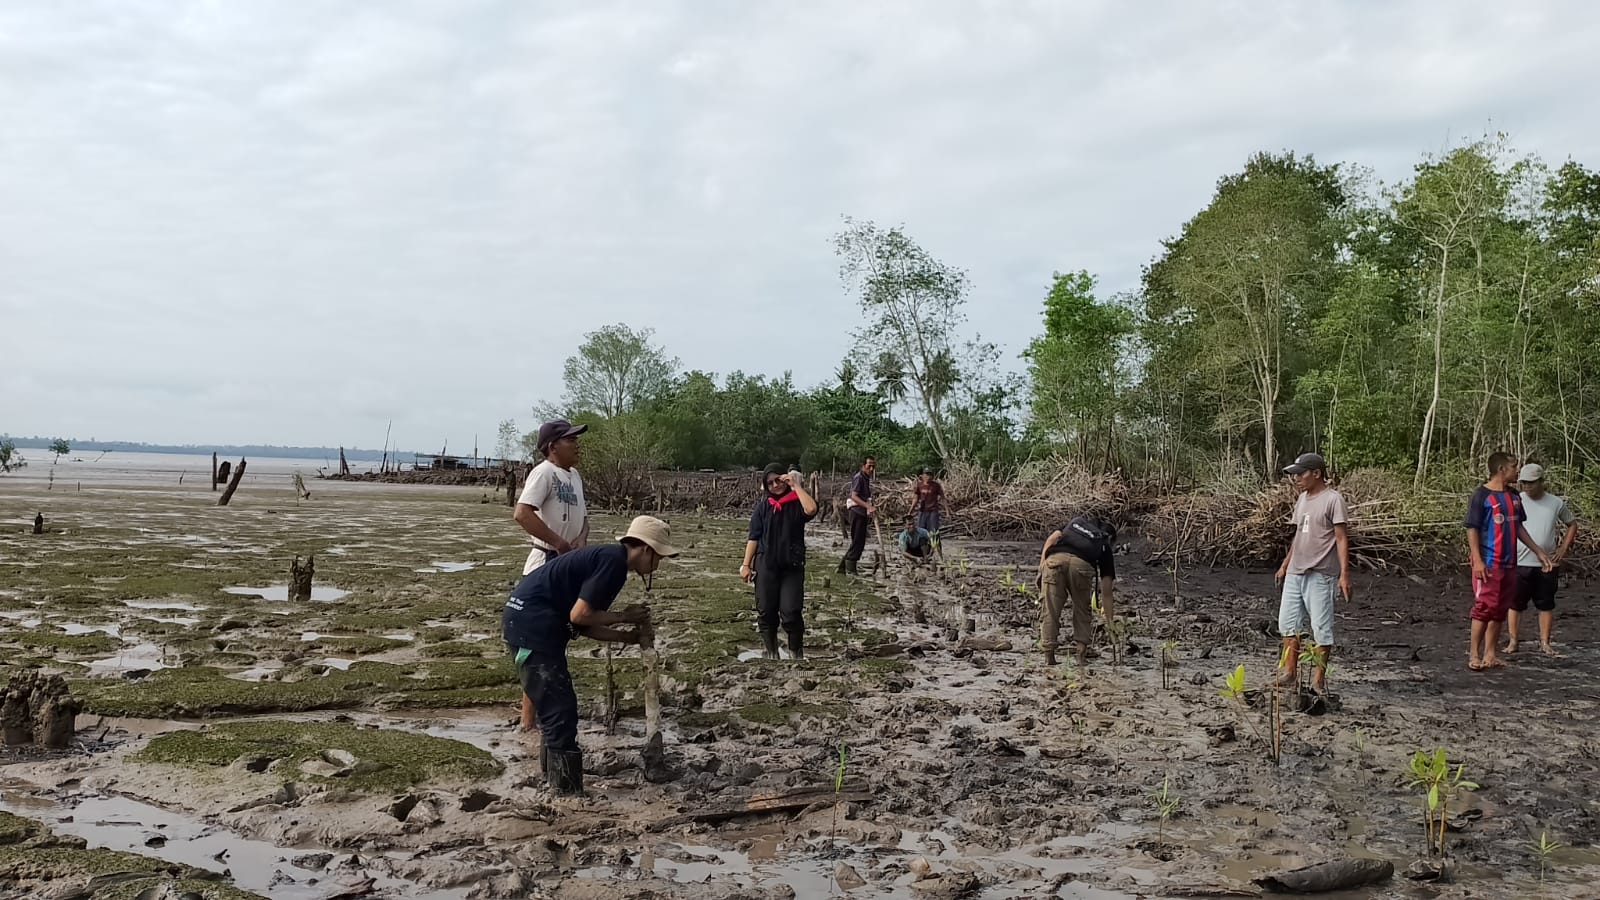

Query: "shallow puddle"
(124, 599), (203, 611)
(224, 584), (350, 602)
(58, 621), (123, 637)
(86, 643), (170, 674)
(0, 786), (463, 899)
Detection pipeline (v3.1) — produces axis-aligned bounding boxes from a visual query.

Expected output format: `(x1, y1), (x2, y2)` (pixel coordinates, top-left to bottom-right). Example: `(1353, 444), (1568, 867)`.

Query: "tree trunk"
(339, 447), (350, 477)
(1415, 249), (1451, 489)
(217, 458), (248, 506)
(289, 554), (314, 602)
(3, 671), (79, 749)
(211, 451), (219, 491)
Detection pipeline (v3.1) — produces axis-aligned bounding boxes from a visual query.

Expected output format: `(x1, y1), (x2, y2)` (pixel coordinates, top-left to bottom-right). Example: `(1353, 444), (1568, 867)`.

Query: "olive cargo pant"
(1039, 552), (1097, 653)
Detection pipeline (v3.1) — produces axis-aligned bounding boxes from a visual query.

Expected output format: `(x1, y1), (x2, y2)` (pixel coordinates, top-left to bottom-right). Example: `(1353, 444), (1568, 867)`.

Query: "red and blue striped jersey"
(1463, 486), (1526, 568)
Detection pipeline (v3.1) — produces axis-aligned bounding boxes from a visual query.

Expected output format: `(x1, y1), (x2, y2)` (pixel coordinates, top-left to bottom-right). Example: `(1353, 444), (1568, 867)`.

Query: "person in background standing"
(1507, 463), (1578, 656)
(511, 418), (589, 732)
(741, 465), (819, 659)
(837, 456), (876, 576)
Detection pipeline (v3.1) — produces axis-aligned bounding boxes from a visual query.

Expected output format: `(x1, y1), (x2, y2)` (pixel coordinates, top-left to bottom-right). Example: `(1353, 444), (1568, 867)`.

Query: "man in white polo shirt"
(511, 418), (589, 731)
(1507, 463), (1578, 657)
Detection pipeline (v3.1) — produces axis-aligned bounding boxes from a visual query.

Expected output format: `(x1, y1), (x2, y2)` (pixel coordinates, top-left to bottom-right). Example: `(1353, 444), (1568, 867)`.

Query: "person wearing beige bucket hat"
(502, 515), (679, 794)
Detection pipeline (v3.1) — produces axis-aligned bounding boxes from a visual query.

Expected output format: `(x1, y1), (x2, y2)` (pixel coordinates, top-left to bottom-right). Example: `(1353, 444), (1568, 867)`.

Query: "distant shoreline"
(0, 438), (411, 463)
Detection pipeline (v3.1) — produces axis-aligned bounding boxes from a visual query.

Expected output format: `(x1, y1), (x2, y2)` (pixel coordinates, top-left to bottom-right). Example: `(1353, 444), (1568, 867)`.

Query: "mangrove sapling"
(1218, 664), (1273, 760)
(1159, 639), (1179, 690)
(830, 741), (849, 848)
(1406, 748), (1479, 857)
(1151, 776), (1181, 842)
(1531, 829), (1561, 882)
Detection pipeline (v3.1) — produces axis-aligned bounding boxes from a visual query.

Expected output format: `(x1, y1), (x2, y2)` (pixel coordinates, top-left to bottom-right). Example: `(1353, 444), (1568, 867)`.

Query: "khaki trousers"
(1040, 553), (1097, 652)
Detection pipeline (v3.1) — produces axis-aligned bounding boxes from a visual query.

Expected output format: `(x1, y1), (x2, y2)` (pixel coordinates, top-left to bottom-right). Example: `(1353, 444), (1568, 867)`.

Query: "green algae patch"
(734, 701), (845, 726)
(138, 721), (501, 791)
(420, 640), (496, 658)
(0, 628), (121, 655)
(314, 635), (411, 654)
(0, 811), (43, 845)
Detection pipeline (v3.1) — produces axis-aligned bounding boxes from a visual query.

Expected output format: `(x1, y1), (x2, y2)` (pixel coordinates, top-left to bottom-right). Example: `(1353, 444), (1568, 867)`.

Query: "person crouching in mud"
(502, 515), (680, 794)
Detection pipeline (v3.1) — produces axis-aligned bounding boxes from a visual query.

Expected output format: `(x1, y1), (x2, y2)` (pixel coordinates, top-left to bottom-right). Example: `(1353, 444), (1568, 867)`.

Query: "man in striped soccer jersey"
(1463, 451), (1553, 671)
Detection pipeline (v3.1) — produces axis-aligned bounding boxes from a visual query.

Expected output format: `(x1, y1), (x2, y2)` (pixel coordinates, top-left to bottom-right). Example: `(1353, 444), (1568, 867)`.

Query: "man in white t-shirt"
(512, 418), (589, 732)
(1508, 464), (1579, 657)
(515, 419), (590, 575)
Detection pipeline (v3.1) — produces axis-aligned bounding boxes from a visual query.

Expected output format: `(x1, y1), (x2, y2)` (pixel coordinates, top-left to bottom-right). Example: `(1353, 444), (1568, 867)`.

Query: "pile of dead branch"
(940, 457), (1140, 540)
(1143, 468), (1473, 573)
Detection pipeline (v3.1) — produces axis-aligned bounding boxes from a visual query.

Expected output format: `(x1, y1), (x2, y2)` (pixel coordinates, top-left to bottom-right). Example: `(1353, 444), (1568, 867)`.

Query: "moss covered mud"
(4, 460), (1600, 898)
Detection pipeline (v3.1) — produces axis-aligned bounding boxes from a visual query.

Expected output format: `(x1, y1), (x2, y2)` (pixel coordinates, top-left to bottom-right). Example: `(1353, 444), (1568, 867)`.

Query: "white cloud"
(2, 0), (1595, 447)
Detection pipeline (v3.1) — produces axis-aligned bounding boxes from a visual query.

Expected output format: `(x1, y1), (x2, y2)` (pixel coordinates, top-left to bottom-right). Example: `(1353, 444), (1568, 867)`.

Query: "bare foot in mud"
(1540, 642), (1562, 657)
(1504, 640), (1519, 655)
(1483, 655), (1507, 668)
(1468, 656), (1484, 671)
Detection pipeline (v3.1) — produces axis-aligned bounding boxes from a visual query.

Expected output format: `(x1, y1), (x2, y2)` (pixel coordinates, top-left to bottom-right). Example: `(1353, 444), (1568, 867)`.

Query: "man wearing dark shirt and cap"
(1036, 515), (1118, 668)
(502, 515), (680, 794)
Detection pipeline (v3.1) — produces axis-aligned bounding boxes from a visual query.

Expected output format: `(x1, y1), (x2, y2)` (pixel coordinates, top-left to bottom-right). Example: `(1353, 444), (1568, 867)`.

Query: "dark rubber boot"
(1042, 649), (1056, 667)
(539, 745), (550, 780)
(836, 558), (847, 575)
(760, 629), (780, 660)
(846, 558), (859, 576)
(548, 750), (584, 795)
(787, 630), (804, 660)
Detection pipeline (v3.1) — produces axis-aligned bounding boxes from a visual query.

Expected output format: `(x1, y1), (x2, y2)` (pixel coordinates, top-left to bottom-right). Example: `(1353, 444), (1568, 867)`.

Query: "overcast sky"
(2, 1), (1593, 451)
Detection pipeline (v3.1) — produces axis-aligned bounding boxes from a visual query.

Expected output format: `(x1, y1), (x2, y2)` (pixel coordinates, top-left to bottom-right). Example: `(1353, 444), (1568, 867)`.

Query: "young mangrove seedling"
(1218, 664), (1273, 759)
(1406, 748), (1479, 857)
(830, 741), (850, 849)
(1159, 639), (1179, 690)
(1531, 829), (1562, 882)
(1151, 776), (1181, 842)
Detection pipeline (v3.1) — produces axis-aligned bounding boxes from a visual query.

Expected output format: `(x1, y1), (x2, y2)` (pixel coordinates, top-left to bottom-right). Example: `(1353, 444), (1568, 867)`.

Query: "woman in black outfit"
(740, 464), (819, 658)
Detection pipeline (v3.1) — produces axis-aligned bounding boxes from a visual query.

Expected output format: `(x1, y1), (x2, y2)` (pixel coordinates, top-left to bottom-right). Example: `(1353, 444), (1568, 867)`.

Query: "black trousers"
(844, 507), (871, 562)
(756, 566), (805, 635)
(513, 646), (579, 753)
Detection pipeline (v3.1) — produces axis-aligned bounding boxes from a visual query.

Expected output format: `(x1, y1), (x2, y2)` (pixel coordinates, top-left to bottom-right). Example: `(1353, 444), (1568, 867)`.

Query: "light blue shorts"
(1279, 572), (1337, 646)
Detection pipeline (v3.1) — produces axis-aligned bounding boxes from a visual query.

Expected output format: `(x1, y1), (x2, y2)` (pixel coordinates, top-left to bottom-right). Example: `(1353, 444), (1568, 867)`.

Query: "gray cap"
(1283, 452), (1327, 475)
(1519, 463), (1545, 482)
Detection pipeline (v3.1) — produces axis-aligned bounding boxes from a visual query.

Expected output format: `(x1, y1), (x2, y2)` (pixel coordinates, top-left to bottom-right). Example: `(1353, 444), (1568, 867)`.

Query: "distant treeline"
(0, 436), (405, 463)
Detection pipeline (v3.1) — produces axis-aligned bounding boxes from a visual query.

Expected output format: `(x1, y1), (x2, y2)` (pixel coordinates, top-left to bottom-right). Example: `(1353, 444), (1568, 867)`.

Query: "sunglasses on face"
(766, 478), (784, 489)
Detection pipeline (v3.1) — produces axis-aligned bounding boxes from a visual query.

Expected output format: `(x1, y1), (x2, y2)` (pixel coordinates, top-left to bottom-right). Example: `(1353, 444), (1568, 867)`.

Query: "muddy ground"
(2, 458), (1599, 899)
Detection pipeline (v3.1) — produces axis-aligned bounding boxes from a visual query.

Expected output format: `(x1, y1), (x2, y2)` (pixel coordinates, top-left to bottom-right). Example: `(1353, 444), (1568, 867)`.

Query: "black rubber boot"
(760, 628), (780, 660)
(538, 744), (550, 780)
(845, 558), (859, 576)
(836, 558), (847, 575)
(547, 749), (584, 795)
(786, 630), (804, 660)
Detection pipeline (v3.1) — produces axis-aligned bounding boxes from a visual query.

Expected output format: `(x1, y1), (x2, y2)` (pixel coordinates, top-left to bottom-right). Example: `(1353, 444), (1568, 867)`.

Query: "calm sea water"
(1, 450), (361, 488)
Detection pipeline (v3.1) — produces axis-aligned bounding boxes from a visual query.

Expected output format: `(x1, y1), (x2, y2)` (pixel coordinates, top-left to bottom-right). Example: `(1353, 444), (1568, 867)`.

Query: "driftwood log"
(32, 513), (43, 535)
(289, 554), (315, 602)
(217, 458), (247, 506)
(2, 671), (79, 749)
(1255, 858), (1394, 893)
